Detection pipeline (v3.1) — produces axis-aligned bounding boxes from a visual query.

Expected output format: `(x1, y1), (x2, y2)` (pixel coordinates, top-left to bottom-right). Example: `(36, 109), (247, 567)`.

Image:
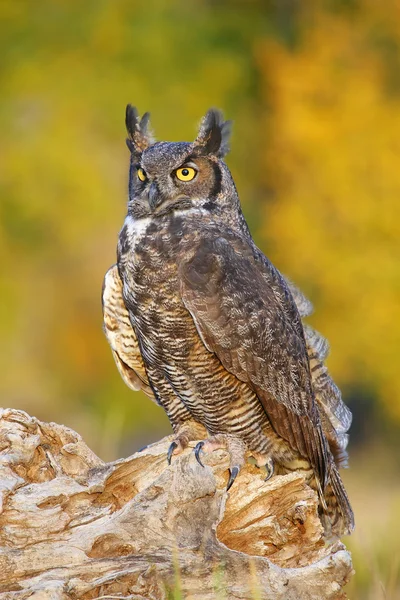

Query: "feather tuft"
(125, 104), (155, 155)
(194, 108), (232, 158)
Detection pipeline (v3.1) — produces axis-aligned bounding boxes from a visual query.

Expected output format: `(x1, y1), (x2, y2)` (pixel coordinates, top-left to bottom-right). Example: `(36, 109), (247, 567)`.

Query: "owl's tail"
(320, 463), (355, 537)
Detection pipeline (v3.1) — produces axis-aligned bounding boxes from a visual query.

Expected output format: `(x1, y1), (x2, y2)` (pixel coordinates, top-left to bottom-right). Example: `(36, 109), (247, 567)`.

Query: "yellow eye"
(175, 167), (197, 182)
(137, 167), (147, 182)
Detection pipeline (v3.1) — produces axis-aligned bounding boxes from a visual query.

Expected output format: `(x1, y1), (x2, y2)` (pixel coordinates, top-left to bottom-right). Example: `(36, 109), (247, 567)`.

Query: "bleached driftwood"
(0, 408), (352, 599)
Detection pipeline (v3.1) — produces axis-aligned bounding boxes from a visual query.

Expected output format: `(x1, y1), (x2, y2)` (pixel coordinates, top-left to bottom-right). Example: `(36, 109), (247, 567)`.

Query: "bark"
(0, 408), (353, 600)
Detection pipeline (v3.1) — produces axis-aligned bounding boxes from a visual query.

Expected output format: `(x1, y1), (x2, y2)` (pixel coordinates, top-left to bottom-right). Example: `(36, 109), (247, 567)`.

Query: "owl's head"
(125, 105), (241, 222)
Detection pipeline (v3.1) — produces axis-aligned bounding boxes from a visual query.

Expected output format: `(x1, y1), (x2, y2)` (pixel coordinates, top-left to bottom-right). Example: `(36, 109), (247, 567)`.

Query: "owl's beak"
(148, 182), (161, 211)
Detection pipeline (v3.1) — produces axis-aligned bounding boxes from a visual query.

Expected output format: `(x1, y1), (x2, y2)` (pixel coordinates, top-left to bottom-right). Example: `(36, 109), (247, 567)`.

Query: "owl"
(102, 106), (354, 537)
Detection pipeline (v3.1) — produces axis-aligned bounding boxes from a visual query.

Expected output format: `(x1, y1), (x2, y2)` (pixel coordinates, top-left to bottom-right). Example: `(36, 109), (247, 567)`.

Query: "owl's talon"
(137, 444), (148, 453)
(167, 441), (178, 465)
(227, 465), (240, 491)
(264, 458), (274, 481)
(194, 441), (205, 467)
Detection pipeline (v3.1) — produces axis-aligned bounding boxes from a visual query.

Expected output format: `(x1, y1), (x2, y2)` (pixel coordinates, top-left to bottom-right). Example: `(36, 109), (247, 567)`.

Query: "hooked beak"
(148, 182), (161, 210)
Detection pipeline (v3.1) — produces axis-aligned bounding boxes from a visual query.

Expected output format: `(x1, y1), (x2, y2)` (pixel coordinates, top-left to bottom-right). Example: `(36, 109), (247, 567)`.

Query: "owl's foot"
(167, 421), (207, 465)
(193, 434), (247, 490)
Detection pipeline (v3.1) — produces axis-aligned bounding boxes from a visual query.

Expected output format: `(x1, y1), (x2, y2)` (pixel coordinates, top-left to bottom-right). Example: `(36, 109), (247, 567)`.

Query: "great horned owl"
(102, 106), (354, 536)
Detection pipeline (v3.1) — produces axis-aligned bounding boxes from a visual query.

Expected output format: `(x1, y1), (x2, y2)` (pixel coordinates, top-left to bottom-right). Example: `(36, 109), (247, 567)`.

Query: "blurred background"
(1, 0), (399, 597)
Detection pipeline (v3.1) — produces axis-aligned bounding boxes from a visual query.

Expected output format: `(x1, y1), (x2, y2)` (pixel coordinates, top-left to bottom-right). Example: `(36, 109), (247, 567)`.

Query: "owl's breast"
(117, 213), (273, 440)
(118, 214), (197, 368)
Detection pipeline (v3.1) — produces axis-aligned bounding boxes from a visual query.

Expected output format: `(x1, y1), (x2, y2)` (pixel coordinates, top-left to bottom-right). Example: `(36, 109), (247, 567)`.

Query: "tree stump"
(0, 408), (353, 599)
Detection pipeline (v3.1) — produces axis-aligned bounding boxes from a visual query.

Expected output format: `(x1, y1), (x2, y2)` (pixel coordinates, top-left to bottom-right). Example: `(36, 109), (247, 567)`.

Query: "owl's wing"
(285, 279), (314, 318)
(282, 277), (352, 467)
(102, 265), (155, 400)
(179, 234), (330, 487)
(304, 325), (352, 467)
(304, 325), (352, 435)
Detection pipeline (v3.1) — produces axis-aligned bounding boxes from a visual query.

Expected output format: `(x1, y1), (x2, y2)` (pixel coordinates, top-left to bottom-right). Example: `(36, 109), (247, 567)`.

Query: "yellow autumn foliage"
(257, 5), (400, 421)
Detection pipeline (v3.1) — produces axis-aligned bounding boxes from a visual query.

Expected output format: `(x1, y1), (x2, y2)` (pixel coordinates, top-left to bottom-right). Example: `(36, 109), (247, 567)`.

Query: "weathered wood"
(0, 408), (353, 599)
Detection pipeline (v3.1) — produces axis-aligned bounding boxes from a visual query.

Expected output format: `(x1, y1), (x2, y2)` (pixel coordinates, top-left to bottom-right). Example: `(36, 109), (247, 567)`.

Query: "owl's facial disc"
(130, 141), (224, 216)
(145, 161), (199, 211)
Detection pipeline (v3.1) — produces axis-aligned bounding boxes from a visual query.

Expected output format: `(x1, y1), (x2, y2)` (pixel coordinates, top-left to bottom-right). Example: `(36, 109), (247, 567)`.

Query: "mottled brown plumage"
(102, 106), (354, 536)
(102, 265), (153, 399)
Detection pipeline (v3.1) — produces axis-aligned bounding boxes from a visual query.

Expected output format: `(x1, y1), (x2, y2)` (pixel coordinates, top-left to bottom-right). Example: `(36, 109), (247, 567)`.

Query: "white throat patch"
(124, 215), (151, 245)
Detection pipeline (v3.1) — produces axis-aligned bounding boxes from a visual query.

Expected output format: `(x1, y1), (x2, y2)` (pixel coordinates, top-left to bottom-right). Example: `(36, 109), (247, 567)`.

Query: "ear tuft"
(125, 104), (155, 155)
(194, 109), (232, 158)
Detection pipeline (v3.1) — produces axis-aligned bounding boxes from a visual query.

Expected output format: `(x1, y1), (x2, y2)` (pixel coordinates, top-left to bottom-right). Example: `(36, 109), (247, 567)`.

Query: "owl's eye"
(137, 167), (147, 182)
(175, 167), (197, 182)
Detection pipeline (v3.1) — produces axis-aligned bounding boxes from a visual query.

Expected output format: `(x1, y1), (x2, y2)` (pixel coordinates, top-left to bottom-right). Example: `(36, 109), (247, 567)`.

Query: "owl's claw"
(227, 465), (240, 491)
(167, 441), (178, 465)
(194, 441), (205, 467)
(264, 458), (274, 481)
(190, 434), (246, 489)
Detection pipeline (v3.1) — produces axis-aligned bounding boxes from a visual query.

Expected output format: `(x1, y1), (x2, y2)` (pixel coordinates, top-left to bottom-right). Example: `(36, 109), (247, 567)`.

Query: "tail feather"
(320, 464), (355, 537)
